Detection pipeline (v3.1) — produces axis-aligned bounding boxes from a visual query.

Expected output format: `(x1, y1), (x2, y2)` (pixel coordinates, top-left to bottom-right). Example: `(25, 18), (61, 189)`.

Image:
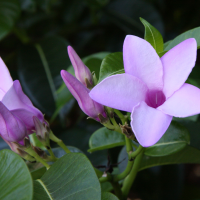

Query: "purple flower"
(0, 58), (45, 134)
(90, 35), (199, 147)
(68, 46), (93, 88)
(0, 102), (27, 143)
(61, 70), (106, 121)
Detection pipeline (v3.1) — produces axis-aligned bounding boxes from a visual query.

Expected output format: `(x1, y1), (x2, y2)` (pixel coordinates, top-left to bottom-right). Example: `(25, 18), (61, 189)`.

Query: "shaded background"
(1, 0), (200, 199)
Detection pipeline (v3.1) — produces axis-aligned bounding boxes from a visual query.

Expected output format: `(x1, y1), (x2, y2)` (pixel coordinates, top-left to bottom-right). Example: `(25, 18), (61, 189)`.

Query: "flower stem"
(121, 149), (144, 199)
(49, 131), (71, 153)
(111, 181), (123, 199)
(25, 147), (50, 169)
(47, 147), (58, 162)
(114, 109), (126, 124)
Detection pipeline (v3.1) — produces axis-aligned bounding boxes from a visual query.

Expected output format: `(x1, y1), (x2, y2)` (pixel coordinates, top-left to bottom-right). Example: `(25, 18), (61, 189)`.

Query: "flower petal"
(0, 88), (5, 100)
(0, 58), (13, 93)
(68, 46), (93, 87)
(2, 80), (44, 121)
(11, 109), (37, 134)
(0, 102), (27, 142)
(90, 74), (148, 112)
(61, 70), (106, 120)
(123, 35), (163, 90)
(161, 38), (197, 98)
(131, 101), (172, 147)
(158, 83), (200, 117)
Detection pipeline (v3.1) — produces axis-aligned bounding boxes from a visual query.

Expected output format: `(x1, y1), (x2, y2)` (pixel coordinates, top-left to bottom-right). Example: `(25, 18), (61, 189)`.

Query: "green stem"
(49, 131), (71, 153)
(25, 147), (50, 169)
(113, 159), (134, 182)
(130, 145), (143, 159)
(47, 148), (58, 161)
(125, 137), (132, 153)
(114, 109), (126, 124)
(111, 181), (123, 199)
(99, 174), (112, 183)
(121, 149), (144, 199)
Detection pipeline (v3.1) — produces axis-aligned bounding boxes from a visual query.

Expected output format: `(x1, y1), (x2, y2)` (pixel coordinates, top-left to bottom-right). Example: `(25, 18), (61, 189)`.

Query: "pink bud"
(68, 46), (93, 88)
(61, 70), (106, 121)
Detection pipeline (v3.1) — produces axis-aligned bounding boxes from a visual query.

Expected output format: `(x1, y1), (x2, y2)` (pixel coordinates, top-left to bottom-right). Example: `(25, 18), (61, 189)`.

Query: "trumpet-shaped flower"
(0, 58), (45, 133)
(90, 35), (200, 147)
(61, 70), (106, 121)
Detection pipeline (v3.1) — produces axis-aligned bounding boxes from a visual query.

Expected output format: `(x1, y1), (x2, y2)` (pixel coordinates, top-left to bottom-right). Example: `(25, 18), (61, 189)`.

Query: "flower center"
(145, 90), (166, 108)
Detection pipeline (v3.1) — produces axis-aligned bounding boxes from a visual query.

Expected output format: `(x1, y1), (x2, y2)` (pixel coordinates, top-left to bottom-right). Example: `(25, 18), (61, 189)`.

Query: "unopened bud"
(120, 123), (136, 141)
(17, 148), (36, 162)
(33, 117), (50, 148)
(33, 146), (48, 159)
(92, 72), (98, 86)
(85, 78), (94, 89)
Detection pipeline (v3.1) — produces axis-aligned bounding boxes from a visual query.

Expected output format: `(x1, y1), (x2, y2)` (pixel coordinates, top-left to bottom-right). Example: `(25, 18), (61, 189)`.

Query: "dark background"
(1, 0), (200, 199)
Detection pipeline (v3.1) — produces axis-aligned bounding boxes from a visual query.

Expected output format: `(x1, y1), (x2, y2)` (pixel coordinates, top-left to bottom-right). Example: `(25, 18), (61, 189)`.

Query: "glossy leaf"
(144, 121), (190, 157)
(88, 127), (125, 152)
(164, 27), (200, 50)
(140, 18), (163, 53)
(98, 52), (124, 83)
(118, 145), (200, 173)
(33, 153), (101, 200)
(18, 36), (71, 116)
(31, 167), (46, 180)
(102, 192), (119, 200)
(0, 0), (20, 40)
(0, 149), (33, 200)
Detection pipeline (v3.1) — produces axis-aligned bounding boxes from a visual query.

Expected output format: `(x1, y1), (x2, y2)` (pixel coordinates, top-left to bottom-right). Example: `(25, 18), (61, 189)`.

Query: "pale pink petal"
(61, 70), (106, 121)
(131, 101), (172, 147)
(89, 74), (148, 112)
(2, 80), (44, 122)
(158, 83), (200, 117)
(161, 38), (197, 98)
(123, 35), (163, 90)
(0, 58), (13, 93)
(68, 46), (93, 87)
(0, 88), (5, 100)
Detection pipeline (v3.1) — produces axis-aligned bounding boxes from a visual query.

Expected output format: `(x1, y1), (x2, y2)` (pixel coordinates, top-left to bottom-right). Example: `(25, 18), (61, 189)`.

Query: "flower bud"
(2, 80), (45, 134)
(61, 70), (107, 121)
(68, 46), (93, 88)
(0, 102), (27, 143)
(1, 137), (35, 162)
(33, 116), (50, 148)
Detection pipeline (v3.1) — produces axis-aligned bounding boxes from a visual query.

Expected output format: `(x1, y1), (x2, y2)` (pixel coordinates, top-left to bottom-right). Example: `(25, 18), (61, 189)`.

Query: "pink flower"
(90, 35), (199, 147)
(0, 58), (45, 134)
(61, 70), (106, 121)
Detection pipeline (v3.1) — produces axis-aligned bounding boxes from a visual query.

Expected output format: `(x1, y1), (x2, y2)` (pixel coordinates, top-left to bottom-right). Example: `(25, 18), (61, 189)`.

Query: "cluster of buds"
(0, 58), (52, 163)
(61, 46), (108, 122)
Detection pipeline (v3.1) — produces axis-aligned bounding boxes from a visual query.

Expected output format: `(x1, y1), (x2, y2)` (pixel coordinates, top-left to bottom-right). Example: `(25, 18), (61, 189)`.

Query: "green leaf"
(18, 36), (71, 116)
(31, 167), (46, 180)
(0, 149), (33, 200)
(102, 192), (119, 200)
(144, 121), (190, 156)
(88, 127), (125, 152)
(33, 153), (101, 200)
(164, 27), (200, 50)
(140, 18), (163, 53)
(98, 52), (124, 83)
(118, 145), (200, 173)
(0, 0), (20, 40)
